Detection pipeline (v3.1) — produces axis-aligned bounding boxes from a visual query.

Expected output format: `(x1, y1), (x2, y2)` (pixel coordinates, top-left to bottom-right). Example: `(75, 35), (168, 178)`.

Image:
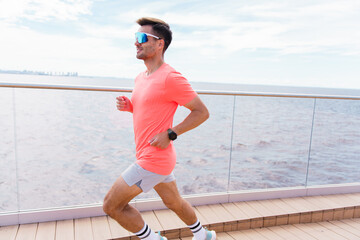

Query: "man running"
(103, 17), (216, 240)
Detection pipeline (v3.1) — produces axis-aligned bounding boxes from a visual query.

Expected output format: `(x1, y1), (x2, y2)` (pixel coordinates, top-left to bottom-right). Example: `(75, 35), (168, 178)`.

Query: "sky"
(0, 0), (360, 89)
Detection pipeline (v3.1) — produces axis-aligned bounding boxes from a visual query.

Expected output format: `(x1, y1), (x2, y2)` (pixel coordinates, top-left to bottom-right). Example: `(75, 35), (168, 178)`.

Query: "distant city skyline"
(0, 69), (78, 76)
(1, 0), (360, 89)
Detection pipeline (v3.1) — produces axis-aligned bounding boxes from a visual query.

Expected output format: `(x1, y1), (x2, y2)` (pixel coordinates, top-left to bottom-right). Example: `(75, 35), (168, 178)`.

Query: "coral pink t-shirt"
(131, 63), (197, 175)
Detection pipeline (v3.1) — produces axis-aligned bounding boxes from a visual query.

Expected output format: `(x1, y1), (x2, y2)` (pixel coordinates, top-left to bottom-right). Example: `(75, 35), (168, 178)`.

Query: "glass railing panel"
(0, 88), (18, 213)
(307, 99), (360, 186)
(14, 88), (134, 210)
(2, 84), (358, 214)
(137, 95), (235, 200)
(229, 96), (315, 191)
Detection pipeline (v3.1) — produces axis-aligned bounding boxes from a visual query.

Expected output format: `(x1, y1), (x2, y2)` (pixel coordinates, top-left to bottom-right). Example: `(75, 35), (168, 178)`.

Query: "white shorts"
(121, 163), (176, 193)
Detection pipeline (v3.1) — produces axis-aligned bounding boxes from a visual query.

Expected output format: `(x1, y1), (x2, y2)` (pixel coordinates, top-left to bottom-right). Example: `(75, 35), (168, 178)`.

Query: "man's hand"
(116, 96), (133, 113)
(149, 131), (171, 149)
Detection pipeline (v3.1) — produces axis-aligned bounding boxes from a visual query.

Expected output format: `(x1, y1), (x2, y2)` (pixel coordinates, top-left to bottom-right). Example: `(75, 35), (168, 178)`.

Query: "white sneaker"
(158, 232), (168, 240)
(192, 229), (216, 240)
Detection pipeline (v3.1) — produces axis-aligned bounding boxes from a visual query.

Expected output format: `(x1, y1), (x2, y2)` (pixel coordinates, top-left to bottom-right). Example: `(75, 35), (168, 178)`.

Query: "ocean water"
(1, 74), (360, 212)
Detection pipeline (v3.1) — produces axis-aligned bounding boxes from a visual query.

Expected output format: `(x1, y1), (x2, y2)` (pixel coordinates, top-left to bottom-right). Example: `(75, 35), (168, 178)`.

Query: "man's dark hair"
(136, 17), (172, 53)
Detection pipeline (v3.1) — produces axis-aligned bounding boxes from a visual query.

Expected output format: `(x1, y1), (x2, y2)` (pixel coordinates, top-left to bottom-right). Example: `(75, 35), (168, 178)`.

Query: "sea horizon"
(1, 73), (360, 97)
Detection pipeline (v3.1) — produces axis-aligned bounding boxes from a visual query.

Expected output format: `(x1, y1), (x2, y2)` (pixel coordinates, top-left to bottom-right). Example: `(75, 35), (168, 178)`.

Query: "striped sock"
(134, 223), (158, 240)
(188, 219), (206, 240)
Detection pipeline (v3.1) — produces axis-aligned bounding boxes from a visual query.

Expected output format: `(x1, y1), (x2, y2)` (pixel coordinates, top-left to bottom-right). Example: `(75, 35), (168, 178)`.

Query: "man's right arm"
(116, 96), (133, 113)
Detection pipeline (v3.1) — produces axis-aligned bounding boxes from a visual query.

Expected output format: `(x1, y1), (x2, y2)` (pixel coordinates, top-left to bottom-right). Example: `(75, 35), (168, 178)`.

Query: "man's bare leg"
(103, 176), (144, 233)
(154, 180), (197, 225)
(154, 181), (217, 240)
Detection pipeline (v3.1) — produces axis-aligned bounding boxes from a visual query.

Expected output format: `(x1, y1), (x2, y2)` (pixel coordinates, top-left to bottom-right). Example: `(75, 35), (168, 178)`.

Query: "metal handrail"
(1, 82), (360, 100)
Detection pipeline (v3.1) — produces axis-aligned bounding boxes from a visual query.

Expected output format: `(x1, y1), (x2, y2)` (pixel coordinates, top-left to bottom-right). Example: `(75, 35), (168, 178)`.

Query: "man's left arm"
(149, 96), (209, 149)
(172, 95), (209, 136)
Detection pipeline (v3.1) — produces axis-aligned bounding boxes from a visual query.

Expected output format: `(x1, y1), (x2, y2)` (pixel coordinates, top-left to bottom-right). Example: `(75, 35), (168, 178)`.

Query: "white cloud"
(0, 0), (93, 22)
(165, 0), (360, 57)
(1, 0), (360, 87)
(0, 22), (136, 77)
(79, 23), (134, 40)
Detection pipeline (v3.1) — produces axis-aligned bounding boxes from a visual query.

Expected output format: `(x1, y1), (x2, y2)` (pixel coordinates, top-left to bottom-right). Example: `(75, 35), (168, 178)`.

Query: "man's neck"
(144, 57), (164, 76)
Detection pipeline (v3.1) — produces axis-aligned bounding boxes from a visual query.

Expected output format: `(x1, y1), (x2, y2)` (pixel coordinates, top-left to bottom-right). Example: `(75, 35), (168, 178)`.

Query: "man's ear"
(158, 39), (165, 51)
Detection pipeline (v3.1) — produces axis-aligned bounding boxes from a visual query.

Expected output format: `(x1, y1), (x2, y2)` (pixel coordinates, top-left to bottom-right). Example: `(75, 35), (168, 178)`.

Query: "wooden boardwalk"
(1, 193), (360, 240)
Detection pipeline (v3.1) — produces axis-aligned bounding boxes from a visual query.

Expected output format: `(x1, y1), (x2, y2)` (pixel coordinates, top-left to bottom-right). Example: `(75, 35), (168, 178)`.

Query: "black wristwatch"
(167, 128), (177, 141)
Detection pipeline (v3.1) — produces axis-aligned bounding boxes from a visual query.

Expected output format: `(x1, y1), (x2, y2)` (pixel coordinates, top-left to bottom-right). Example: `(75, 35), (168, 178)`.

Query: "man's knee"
(163, 196), (184, 212)
(103, 191), (127, 217)
(103, 176), (141, 216)
(103, 194), (116, 216)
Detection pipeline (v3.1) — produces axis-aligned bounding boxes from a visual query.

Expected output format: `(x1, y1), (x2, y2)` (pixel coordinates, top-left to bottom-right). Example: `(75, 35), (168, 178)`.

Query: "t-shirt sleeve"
(165, 72), (197, 106)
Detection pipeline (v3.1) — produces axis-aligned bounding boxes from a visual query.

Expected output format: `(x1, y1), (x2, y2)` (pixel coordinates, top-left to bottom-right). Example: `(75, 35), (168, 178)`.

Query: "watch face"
(168, 129), (177, 140)
(169, 132), (176, 140)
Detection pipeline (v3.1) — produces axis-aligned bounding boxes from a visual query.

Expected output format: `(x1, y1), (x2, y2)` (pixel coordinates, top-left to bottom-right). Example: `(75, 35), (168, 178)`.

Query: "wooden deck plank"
(209, 204), (235, 223)
(209, 204), (238, 232)
(55, 219), (74, 240)
(154, 209), (185, 230)
(343, 206), (355, 219)
(254, 227), (284, 240)
(352, 218), (360, 223)
(91, 216), (112, 240)
(267, 225), (302, 239)
(305, 195), (335, 221)
(339, 193), (360, 205)
(322, 194), (357, 219)
(279, 197), (307, 212)
(325, 194), (358, 208)
(154, 209), (184, 239)
(246, 201), (279, 227)
(227, 230), (252, 240)
(318, 195), (345, 209)
(233, 201), (262, 219)
(245, 200), (273, 217)
(260, 199), (287, 216)
(281, 197), (318, 223)
(339, 219), (360, 236)
(294, 222), (345, 240)
(271, 198), (298, 214)
(279, 224), (317, 240)
(307, 195), (334, 209)
(36, 221), (56, 240)
(195, 205), (224, 233)
(300, 196), (325, 212)
(195, 205), (220, 224)
(239, 228), (269, 240)
(107, 216), (131, 239)
(0, 225), (19, 240)
(221, 202), (249, 220)
(74, 218), (93, 240)
(221, 202), (251, 230)
(300, 197), (325, 223)
(345, 193), (360, 204)
(213, 232), (235, 240)
(16, 223), (38, 240)
(321, 195), (345, 220)
(354, 206), (360, 218)
(224, 220), (360, 240)
(267, 198), (300, 225)
(318, 220), (360, 239)
(141, 211), (163, 232)
(193, 207), (208, 226)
